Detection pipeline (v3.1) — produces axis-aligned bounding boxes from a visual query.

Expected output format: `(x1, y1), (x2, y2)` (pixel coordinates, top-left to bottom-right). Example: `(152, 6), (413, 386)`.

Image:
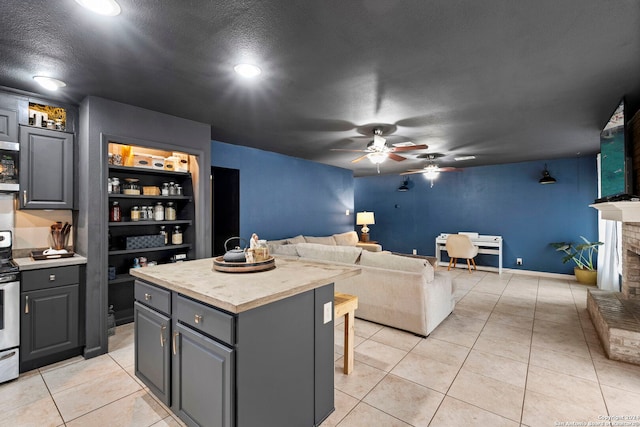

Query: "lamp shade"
(539, 164), (556, 184)
(356, 211), (375, 225)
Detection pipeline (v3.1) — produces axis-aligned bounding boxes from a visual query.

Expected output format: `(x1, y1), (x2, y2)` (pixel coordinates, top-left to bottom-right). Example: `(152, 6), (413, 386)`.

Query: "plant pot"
(574, 267), (597, 285)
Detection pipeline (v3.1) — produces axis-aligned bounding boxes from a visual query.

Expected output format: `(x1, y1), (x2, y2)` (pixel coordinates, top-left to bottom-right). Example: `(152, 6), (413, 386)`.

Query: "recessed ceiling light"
(33, 76), (67, 91)
(454, 155), (476, 161)
(75, 0), (121, 16)
(234, 64), (262, 78)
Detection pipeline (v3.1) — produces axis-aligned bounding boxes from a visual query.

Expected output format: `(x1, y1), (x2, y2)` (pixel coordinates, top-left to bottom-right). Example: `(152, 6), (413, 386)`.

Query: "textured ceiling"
(1, 0), (639, 176)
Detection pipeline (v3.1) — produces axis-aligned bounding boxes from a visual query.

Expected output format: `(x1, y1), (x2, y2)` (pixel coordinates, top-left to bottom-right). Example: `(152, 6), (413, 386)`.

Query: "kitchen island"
(130, 257), (360, 427)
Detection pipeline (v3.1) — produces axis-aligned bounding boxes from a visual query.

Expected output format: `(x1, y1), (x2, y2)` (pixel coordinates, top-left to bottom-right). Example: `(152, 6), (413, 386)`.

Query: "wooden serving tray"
(30, 250), (75, 260)
(212, 256), (276, 273)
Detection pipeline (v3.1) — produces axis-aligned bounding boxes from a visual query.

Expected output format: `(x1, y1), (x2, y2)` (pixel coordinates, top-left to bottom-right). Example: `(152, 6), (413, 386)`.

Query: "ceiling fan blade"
(389, 153), (407, 161)
(438, 167), (461, 172)
(391, 144), (428, 152)
(330, 148), (368, 152)
(400, 170), (427, 175)
(351, 154), (369, 163)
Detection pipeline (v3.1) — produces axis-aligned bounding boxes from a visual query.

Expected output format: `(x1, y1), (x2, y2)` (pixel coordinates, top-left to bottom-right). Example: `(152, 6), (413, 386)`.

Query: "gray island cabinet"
(130, 257), (360, 427)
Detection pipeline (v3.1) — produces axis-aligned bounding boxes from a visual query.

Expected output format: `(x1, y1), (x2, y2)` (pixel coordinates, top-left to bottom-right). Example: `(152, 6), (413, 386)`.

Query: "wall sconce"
(397, 179), (410, 192)
(356, 211), (375, 242)
(539, 164), (557, 184)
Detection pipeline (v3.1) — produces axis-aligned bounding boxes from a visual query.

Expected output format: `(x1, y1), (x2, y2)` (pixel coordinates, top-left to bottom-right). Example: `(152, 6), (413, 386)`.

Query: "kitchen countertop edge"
(15, 254), (88, 270)
(130, 257), (361, 313)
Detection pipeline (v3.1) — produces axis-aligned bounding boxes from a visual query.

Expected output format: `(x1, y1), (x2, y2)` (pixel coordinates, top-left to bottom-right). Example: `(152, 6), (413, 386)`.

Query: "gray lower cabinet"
(134, 280), (334, 427)
(19, 125), (74, 209)
(134, 302), (171, 405)
(20, 265), (83, 372)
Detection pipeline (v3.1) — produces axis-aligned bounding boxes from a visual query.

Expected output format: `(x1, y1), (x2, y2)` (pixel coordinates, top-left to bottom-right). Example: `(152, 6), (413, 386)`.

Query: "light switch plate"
(323, 301), (332, 324)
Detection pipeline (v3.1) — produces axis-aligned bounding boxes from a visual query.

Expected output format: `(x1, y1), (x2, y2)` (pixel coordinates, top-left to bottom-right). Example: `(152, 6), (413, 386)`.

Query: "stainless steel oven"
(0, 230), (19, 383)
(0, 141), (19, 192)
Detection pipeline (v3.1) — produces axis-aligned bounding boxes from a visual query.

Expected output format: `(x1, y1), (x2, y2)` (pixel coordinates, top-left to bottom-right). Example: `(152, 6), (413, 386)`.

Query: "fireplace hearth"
(586, 214), (640, 365)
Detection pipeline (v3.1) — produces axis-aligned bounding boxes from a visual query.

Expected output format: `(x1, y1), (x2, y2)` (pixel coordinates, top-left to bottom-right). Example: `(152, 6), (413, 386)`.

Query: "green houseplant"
(550, 236), (603, 285)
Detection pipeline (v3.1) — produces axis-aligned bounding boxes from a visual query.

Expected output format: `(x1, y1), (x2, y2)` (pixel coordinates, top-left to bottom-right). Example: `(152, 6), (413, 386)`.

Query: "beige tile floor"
(2, 270), (640, 426)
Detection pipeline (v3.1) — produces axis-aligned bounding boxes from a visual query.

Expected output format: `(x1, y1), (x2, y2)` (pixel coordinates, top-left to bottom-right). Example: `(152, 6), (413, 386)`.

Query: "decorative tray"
(212, 256), (275, 273)
(30, 250), (76, 260)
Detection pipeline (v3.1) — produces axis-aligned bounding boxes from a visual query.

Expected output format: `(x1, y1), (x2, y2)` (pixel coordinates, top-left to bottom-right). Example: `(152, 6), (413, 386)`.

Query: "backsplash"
(0, 193), (74, 253)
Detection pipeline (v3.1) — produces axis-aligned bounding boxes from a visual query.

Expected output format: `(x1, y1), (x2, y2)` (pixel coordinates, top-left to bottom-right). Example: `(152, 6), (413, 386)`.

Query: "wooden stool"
(334, 292), (358, 374)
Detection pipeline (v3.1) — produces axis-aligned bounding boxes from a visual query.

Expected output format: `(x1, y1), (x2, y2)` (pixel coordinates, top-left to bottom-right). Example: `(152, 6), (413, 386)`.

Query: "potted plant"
(550, 236), (603, 285)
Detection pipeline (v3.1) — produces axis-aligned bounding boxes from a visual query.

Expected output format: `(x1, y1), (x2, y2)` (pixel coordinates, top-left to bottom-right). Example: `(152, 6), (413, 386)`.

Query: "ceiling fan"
(331, 128), (428, 172)
(400, 154), (461, 186)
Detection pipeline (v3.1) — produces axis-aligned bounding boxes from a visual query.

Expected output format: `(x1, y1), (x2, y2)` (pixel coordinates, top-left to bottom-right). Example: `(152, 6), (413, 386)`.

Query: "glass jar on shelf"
(109, 201), (121, 222)
(175, 185), (183, 196)
(123, 178), (140, 195)
(165, 202), (176, 220)
(111, 177), (120, 194)
(172, 226), (183, 245)
(159, 225), (168, 245)
(130, 206), (140, 221)
(161, 182), (170, 196)
(154, 202), (164, 221)
(168, 182), (177, 195)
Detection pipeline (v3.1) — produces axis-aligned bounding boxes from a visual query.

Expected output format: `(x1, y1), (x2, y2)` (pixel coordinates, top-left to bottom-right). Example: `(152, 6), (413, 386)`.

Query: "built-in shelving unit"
(107, 143), (195, 325)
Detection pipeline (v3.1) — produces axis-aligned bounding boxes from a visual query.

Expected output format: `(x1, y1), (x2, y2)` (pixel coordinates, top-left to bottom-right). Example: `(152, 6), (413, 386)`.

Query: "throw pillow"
(272, 244), (299, 257)
(304, 235), (337, 245)
(287, 235), (306, 245)
(332, 231), (359, 246)
(295, 243), (362, 264)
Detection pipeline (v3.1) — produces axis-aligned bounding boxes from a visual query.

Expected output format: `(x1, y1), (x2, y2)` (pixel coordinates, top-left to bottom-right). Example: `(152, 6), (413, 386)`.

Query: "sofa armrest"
(356, 242), (382, 252)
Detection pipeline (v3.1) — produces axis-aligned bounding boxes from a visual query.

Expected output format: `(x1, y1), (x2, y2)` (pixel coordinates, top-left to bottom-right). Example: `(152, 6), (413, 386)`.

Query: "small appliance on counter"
(0, 230), (20, 383)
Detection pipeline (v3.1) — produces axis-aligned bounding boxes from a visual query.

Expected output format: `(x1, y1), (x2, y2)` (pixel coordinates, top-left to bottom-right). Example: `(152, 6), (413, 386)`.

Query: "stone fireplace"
(587, 203), (640, 365)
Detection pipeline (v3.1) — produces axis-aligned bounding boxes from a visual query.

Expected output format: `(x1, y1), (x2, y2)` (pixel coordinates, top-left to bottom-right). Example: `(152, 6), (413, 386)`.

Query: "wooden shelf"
(108, 194), (192, 201)
(108, 165), (190, 177)
(109, 244), (191, 256)
(109, 220), (192, 227)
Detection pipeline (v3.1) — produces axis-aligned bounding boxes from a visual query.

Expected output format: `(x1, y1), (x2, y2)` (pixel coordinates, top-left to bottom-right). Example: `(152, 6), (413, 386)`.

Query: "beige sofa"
(268, 237), (455, 336)
(267, 231), (382, 253)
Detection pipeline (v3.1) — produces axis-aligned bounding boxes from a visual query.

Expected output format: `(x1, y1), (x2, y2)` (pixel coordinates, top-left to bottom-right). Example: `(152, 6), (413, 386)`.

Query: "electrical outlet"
(412, 249), (417, 255)
(323, 301), (332, 324)
(516, 258), (523, 266)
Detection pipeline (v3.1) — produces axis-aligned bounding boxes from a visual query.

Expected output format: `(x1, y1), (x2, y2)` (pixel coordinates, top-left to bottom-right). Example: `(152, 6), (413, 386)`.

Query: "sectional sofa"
(268, 232), (455, 336)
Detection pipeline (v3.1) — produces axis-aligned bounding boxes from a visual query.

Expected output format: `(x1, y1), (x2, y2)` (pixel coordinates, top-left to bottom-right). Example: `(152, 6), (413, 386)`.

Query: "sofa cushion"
(304, 235), (337, 246)
(287, 235), (306, 244)
(267, 238), (289, 254)
(332, 231), (359, 246)
(272, 244), (299, 257)
(295, 243), (362, 264)
(360, 250), (434, 280)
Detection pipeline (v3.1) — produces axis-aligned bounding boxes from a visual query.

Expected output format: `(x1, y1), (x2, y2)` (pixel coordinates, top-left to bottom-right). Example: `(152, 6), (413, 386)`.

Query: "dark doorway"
(212, 166), (240, 256)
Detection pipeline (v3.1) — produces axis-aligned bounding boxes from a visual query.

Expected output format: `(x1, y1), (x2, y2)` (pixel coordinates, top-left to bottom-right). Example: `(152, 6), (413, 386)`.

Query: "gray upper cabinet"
(0, 107), (18, 143)
(19, 126), (74, 209)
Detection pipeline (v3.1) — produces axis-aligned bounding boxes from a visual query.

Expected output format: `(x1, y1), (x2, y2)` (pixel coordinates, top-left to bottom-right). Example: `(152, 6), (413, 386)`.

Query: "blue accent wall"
(355, 157), (598, 274)
(212, 140), (354, 240)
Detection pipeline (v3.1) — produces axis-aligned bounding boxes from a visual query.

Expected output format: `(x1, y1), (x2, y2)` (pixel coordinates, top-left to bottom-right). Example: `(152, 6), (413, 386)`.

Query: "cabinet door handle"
(160, 325), (166, 347)
(144, 293), (152, 301)
(23, 190), (27, 205)
(49, 274), (56, 281)
(172, 331), (179, 355)
(194, 314), (202, 324)
(25, 295), (29, 314)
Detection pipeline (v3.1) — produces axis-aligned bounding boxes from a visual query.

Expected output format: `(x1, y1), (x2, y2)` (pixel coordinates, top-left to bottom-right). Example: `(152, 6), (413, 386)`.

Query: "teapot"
(223, 237), (247, 262)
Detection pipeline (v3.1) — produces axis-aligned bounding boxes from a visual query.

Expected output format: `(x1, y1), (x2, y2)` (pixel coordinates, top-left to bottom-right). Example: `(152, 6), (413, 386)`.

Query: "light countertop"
(130, 257), (360, 313)
(14, 254), (88, 271)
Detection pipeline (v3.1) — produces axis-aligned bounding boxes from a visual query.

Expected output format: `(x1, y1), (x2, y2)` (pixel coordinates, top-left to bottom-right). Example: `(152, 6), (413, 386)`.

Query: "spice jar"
(172, 226), (183, 245)
(108, 178), (113, 194)
(159, 225), (168, 245)
(130, 206), (140, 221)
(175, 185), (183, 196)
(161, 183), (170, 196)
(165, 202), (176, 220)
(110, 201), (122, 222)
(111, 177), (120, 194)
(154, 202), (165, 221)
(168, 182), (177, 195)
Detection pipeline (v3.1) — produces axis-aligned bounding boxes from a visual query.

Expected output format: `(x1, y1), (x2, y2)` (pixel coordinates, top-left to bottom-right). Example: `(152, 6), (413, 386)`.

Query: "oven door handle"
(0, 275), (18, 283)
(0, 351), (16, 362)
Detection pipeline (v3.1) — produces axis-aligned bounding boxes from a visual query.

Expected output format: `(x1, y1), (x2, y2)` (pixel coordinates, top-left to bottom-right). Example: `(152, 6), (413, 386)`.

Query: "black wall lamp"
(397, 179), (410, 192)
(539, 164), (557, 184)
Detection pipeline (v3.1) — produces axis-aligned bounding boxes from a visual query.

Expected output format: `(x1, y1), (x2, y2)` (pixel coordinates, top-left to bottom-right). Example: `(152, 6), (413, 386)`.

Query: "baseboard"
(438, 262), (575, 280)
